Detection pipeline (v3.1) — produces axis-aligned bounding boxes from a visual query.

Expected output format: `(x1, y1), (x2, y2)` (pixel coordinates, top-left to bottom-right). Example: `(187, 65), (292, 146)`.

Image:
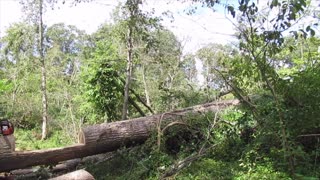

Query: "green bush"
(15, 128), (72, 150)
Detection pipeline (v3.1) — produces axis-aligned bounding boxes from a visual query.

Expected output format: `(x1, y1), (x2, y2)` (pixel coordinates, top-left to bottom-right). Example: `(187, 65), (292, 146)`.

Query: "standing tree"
(38, 0), (48, 140)
(221, 0), (316, 176)
(0, 22), (41, 129)
(181, 53), (198, 85)
(19, 0), (53, 139)
(115, 0), (160, 120)
(196, 43), (236, 100)
(121, 0), (141, 120)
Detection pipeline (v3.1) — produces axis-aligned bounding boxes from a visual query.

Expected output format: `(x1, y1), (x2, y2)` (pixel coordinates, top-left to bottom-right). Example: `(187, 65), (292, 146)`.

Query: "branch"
(298, 134), (320, 137)
(129, 88), (155, 114)
(119, 78), (155, 114)
(213, 68), (256, 110)
(128, 93), (146, 117)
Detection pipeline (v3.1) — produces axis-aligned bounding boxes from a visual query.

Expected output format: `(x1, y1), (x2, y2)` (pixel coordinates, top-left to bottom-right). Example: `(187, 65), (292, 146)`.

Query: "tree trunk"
(0, 100), (239, 172)
(39, 0), (49, 140)
(10, 153), (114, 178)
(122, 26), (133, 120)
(128, 95), (145, 117)
(129, 87), (154, 114)
(206, 61), (210, 101)
(119, 77), (154, 114)
(142, 65), (151, 108)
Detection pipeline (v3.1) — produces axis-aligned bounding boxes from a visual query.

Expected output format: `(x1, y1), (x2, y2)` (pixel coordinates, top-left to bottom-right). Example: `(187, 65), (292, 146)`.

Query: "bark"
(129, 87), (154, 114)
(10, 153), (114, 178)
(142, 65), (151, 108)
(206, 61), (210, 101)
(49, 169), (94, 180)
(39, 0), (48, 140)
(128, 95), (145, 117)
(0, 100), (239, 172)
(119, 77), (154, 114)
(122, 26), (133, 120)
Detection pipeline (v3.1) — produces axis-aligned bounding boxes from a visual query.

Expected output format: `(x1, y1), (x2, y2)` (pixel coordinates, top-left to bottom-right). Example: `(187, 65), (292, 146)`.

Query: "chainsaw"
(0, 119), (14, 136)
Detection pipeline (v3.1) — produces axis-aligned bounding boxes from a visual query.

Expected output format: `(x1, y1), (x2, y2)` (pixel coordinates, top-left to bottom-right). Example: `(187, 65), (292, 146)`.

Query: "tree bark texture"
(122, 26), (133, 120)
(10, 153), (114, 178)
(119, 77), (154, 114)
(142, 65), (151, 109)
(0, 100), (238, 172)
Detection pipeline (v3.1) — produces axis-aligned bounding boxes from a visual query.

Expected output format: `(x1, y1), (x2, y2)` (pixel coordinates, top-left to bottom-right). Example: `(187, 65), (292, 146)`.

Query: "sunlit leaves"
(82, 39), (124, 122)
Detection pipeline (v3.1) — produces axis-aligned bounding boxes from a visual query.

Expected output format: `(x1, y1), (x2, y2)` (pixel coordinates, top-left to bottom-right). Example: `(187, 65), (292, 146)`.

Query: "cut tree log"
(0, 99), (239, 172)
(10, 153), (114, 179)
(49, 169), (94, 180)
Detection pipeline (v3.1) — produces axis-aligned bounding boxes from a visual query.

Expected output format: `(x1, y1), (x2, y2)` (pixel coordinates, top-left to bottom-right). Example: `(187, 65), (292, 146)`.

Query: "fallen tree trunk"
(0, 99), (239, 172)
(10, 152), (114, 179)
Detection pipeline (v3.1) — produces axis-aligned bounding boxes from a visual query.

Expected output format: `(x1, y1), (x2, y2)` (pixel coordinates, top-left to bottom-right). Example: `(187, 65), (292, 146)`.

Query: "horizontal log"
(0, 100), (239, 172)
(10, 153), (114, 179)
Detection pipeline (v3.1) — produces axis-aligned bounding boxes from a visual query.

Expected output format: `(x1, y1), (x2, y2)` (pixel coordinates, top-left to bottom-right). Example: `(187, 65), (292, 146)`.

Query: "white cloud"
(1, 0), (235, 53)
(142, 0), (236, 53)
(0, 0), (22, 37)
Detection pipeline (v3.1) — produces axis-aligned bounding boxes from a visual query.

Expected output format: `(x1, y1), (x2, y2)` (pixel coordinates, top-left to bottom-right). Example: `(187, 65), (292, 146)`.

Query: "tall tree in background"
(20, 0), (49, 139)
(223, 0), (317, 175)
(118, 0), (159, 120)
(181, 53), (197, 85)
(0, 22), (42, 129)
(121, 0), (140, 120)
(196, 43), (236, 100)
(38, 0), (48, 140)
(45, 23), (86, 141)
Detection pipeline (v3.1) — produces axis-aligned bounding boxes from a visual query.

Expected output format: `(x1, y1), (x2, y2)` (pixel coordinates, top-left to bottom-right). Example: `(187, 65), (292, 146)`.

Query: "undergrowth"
(15, 128), (73, 150)
(85, 109), (320, 179)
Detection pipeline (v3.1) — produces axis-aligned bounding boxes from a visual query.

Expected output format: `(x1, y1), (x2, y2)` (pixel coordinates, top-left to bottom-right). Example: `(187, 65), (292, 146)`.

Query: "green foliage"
(0, 79), (13, 93)
(210, 0), (320, 178)
(86, 142), (173, 179)
(178, 159), (236, 179)
(1, 0), (319, 178)
(85, 113), (214, 179)
(85, 110), (307, 179)
(15, 128), (72, 150)
(81, 39), (124, 123)
(235, 163), (291, 180)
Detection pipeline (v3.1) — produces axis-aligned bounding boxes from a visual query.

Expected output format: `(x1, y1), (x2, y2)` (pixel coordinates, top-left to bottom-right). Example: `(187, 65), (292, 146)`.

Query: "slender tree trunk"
(12, 73), (17, 104)
(122, 27), (133, 120)
(206, 61), (210, 101)
(142, 65), (151, 107)
(39, 0), (48, 140)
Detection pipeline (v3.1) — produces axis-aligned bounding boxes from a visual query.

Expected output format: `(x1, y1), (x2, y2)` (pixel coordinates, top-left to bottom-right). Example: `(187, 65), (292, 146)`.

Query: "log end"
(49, 169), (94, 180)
